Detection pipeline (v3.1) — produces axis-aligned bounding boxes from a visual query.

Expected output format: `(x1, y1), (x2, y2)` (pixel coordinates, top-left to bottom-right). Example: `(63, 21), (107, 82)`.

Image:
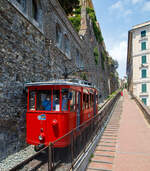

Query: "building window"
(12, 0), (26, 11)
(141, 42), (146, 50)
(142, 55), (146, 64)
(141, 69), (147, 78)
(32, 0), (42, 25)
(142, 84), (147, 93)
(141, 30), (146, 37)
(56, 24), (63, 49)
(64, 35), (70, 58)
(142, 98), (147, 105)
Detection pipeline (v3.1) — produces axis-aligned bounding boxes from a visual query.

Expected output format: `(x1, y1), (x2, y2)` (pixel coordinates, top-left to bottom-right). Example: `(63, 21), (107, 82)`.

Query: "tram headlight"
(38, 135), (43, 141)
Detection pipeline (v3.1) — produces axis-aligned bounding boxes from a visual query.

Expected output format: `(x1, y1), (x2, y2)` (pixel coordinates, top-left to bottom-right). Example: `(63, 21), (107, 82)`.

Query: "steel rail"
(9, 146), (48, 171)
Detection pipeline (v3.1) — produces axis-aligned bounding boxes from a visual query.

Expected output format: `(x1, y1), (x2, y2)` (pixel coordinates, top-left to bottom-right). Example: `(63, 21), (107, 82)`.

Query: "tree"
(58, 0), (80, 15)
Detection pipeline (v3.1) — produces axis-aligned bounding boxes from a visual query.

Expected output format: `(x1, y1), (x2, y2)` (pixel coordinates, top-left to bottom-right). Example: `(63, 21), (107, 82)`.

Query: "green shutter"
(142, 98), (147, 105)
(142, 69), (147, 78)
(141, 42), (146, 50)
(142, 55), (146, 64)
(141, 30), (146, 37)
(142, 84), (147, 92)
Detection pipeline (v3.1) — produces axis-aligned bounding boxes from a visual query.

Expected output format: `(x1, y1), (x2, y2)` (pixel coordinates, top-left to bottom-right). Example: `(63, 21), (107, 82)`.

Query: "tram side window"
(62, 89), (69, 111)
(70, 91), (76, 112)
(90, 94), (93, 107)
(83, 93), (86, 110)
(36, 90), (52, 111)
(53, 90), (60, 111)
(86, 94), (89, 109)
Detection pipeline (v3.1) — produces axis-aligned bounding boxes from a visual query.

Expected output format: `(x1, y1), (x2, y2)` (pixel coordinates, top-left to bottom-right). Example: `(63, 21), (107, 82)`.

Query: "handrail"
(131, 93), (150, 124)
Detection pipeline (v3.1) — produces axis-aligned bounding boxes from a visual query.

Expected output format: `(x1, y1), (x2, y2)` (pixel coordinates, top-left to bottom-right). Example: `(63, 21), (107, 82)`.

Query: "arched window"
(64, 35), (70, 58)
(32, 0), (43, 26)
(56, 24), (63, 49)
(16, 0), (26, 11)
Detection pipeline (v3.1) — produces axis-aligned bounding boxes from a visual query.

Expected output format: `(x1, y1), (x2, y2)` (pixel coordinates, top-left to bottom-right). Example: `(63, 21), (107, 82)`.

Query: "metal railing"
(131, 93), (150, 125)
(47, 91), (121, 171)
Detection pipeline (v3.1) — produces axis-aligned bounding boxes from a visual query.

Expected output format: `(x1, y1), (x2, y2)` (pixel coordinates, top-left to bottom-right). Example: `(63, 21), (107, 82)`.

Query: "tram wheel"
(34, 145), (39, 152)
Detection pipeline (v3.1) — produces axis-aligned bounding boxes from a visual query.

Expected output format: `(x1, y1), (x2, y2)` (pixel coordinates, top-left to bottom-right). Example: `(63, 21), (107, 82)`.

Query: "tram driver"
(42, 95), (55, 111)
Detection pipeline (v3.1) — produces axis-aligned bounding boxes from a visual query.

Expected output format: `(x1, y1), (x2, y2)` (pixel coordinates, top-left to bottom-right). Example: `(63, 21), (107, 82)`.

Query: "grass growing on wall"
(94, 47), (99, 65)
(101, 51), (106, 70)
(86, 7), (103, 44)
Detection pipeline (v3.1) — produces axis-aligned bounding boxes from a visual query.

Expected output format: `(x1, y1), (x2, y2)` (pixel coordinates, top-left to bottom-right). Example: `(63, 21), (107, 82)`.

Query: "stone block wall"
(0, 0), (111, 160)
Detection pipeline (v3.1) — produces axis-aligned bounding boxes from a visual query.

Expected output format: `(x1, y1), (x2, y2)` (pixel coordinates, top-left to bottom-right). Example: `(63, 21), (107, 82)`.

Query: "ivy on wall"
(101, 51), (107, 70)
(94, 47), (99, 65)
(69, 7), (81, 32)
(86, 7), (103, 44)
(81, 72), (87, 81)
(58, 0), (80, 15)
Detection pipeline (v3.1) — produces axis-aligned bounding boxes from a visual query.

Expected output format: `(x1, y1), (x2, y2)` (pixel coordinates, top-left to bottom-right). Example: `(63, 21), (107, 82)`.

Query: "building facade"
(127, 21), (150, 106)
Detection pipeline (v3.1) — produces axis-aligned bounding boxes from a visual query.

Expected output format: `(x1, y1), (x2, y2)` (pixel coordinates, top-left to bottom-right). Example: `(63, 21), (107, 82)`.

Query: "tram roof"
(25, 79), (98, 90)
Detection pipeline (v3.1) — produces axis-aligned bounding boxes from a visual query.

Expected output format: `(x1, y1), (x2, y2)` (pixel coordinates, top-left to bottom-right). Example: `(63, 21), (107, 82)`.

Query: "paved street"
(87, 90), (150, 171)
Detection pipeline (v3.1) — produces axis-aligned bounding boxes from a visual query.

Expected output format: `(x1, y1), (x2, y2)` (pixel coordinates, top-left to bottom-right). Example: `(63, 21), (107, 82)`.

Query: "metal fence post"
(48, 143), (53, 171)
(71, 130), (74, 168)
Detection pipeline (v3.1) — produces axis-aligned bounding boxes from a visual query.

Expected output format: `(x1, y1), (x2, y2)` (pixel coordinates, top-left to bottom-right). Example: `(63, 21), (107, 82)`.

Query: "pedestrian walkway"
(87, 90), (150, 171)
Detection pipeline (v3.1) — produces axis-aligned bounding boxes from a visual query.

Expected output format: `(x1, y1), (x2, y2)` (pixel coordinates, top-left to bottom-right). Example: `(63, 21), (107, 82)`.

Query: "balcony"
(139, 63), (149, 69)
(139, 36), (148, 42)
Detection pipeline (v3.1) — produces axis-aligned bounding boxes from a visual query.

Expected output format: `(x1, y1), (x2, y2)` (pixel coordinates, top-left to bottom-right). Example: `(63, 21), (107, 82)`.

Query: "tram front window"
(29, 89), (61, 111)
(53, 90), (60, 111)
(62, 89), (69, 111)
(37, 90), (52, 111)
(29, 91), (36, 110)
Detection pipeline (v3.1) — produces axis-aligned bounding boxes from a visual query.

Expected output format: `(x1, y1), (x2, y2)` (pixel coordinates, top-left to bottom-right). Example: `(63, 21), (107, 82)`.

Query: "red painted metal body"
(26, 81), (98, 148)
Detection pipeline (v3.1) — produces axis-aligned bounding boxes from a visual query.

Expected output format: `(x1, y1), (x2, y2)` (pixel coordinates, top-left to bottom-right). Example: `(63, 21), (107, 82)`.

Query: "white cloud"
(110, 1), (123, 11)
(142, 1), (150, 11)
(109, 41), (127, 78)
(124, 9), (132, 16)
(132, 0), (144, 4)
(109, 1), (132, 17)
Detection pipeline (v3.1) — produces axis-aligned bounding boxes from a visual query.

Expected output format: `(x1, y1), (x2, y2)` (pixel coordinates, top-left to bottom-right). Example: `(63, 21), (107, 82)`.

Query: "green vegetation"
(69, 7), (81, 32)
(86, 7), (103, 44)
(101, 51), (107, 70)
(58, 0), (80, 15)
(81, 73), (87, 81)
(94, 47), (99, 65)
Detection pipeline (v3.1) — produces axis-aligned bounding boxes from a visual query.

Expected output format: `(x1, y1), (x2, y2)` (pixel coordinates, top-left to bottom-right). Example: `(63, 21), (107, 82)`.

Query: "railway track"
(9, 146), (49, 171)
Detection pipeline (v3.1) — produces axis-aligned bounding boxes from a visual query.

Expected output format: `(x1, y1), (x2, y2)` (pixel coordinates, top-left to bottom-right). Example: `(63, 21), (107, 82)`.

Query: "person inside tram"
(42, 95), (55, 111)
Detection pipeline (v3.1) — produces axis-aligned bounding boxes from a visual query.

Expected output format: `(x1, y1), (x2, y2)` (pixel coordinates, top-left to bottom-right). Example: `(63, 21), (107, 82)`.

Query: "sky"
(92, 0), (150, 78)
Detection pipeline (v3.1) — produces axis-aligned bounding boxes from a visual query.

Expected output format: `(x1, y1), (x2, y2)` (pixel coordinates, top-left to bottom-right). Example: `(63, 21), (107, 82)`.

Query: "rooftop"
(132, 20), (150, 30)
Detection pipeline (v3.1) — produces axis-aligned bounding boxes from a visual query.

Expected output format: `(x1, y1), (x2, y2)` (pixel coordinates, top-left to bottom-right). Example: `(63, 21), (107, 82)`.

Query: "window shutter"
(142, 69), (147, 78)
(142, 98), (147, 105)
(141, 30), (146, 37)
(141, 42), (146, 50)
(142, 55), (146, 64)
(142, 84), (147, 92)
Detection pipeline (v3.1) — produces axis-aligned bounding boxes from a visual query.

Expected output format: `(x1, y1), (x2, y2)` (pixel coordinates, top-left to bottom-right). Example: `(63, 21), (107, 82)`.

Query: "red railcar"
(25, 79), (98, 150)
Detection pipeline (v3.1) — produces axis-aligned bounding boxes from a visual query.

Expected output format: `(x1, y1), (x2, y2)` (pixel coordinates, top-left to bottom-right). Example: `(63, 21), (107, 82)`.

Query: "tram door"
(94, 92), (96, 116)
(76, 92), (81, 127)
